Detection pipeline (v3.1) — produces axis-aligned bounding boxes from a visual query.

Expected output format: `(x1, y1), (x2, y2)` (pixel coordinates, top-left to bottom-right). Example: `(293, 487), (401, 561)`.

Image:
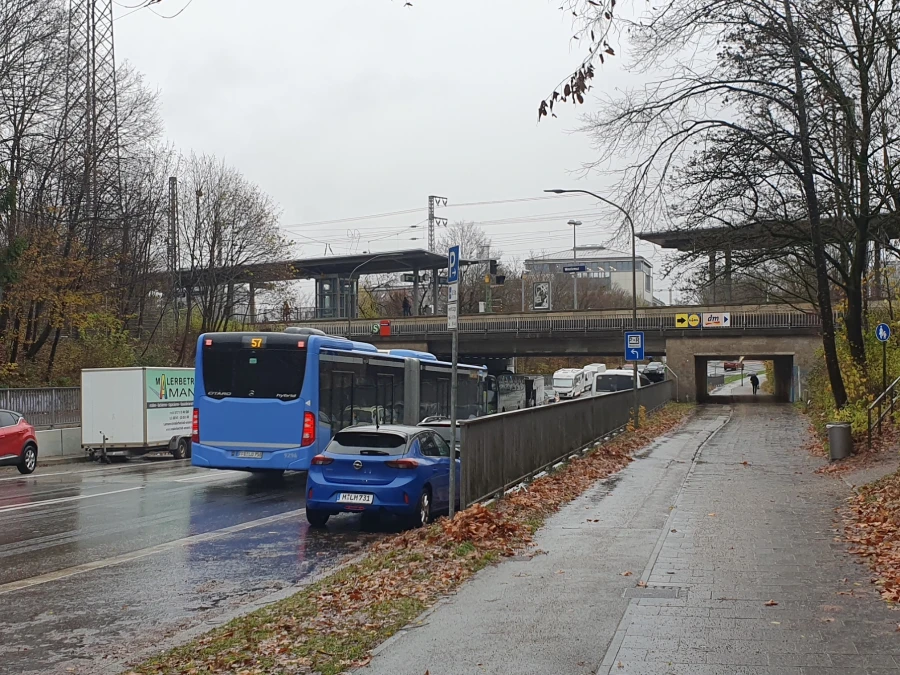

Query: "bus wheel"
(306, 509), (329, 528)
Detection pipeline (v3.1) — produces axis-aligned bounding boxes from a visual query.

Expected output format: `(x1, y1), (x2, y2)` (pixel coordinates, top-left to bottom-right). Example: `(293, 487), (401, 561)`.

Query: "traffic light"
(489, 260), (497, 275)
(495, 275), (506, 285)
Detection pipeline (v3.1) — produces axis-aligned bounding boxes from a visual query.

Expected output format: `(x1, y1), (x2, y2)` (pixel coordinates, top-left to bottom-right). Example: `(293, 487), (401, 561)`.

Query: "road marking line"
(0, 460), (190, 482)
(0, 486), (144, 513)
(174, 471), (241, 482)
(0, 507), (306, 595)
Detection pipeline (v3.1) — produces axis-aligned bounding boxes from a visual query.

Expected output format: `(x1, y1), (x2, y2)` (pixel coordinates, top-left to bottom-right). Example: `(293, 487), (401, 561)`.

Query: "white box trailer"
(81, 367), (195, 461)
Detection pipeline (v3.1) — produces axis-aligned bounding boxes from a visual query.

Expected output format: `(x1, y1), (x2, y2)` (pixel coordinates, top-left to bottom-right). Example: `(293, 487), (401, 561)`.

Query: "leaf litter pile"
(846, 467), (900, 603)
(133, 403), (692, 675)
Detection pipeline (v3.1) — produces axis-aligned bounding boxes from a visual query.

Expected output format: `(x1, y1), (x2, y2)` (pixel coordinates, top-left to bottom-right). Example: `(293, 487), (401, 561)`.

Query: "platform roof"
(638, 215), (900, 252)
(172, 249), (459, 287)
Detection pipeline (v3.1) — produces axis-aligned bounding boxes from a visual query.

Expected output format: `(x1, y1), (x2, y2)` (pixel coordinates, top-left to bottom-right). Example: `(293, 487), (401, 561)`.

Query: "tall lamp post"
(346, 252), (399, 338)
(568, 219), (582, 310)
(546, 189), (640, 427)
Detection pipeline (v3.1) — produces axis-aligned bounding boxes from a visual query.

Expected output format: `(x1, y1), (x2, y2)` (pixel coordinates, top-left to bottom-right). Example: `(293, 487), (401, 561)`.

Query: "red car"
(724, 361), (742, 371)
(0, 410), (38, 474)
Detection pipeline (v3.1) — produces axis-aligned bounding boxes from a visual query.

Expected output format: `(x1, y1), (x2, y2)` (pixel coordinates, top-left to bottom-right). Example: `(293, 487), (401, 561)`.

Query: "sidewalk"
(357, 404), (900, 675)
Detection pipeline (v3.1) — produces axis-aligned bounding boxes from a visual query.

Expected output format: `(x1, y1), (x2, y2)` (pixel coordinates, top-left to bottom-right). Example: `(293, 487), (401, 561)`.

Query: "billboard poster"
(145, 368), (194, 441)
(533, 281), (551, 311)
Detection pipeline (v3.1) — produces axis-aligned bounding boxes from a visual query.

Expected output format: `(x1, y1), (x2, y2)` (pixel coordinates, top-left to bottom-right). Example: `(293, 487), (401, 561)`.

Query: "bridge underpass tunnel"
(694, 355), (794, 403)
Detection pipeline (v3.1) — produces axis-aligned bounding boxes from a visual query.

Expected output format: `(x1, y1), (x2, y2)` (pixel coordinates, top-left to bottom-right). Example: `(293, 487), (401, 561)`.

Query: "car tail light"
(192, 408), (199, 443)
(386, 459), (419, 469)
(311, 455), (333, 466)
(301, 412), (316, 446)
(308, 488), (314, 499)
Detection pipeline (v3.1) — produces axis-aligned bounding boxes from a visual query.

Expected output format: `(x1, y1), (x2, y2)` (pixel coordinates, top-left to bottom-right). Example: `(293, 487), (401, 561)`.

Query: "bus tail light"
(192, 408), (199, 443)
(311, 455), (332, 466)
(386, 459), (419, 470)
(302, 412), (316, 446)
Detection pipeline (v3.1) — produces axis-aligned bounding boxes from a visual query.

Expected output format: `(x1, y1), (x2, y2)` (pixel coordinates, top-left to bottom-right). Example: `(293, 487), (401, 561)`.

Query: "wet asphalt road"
(0, 459), (384, 675)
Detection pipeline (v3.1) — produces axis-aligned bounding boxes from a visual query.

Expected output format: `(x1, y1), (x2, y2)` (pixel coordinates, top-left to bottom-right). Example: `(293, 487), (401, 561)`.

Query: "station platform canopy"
(638, 215), (900, 252)
(176, 248), (453, 287)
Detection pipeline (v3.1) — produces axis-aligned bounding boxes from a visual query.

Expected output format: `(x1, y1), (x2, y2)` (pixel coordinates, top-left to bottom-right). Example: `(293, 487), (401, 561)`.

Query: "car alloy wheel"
(18, 446), (36, 474)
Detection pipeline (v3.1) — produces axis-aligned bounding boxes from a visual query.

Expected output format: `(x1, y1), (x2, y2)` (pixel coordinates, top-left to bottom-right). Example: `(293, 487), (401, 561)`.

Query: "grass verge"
(130, 402), (694, 675)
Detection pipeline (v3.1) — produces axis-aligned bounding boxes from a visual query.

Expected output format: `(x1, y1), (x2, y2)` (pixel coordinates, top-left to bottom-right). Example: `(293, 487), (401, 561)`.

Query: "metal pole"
(631, 221), (639, 428)
(883, 340), (887, 396)
(521, 276), (525, 312)
(573, 222), (578, 311)
(449, 327), (459, 518)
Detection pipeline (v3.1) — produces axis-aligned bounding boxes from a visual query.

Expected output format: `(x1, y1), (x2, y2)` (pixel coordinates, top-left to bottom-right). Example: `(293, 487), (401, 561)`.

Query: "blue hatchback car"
(305, 425), (459, 528)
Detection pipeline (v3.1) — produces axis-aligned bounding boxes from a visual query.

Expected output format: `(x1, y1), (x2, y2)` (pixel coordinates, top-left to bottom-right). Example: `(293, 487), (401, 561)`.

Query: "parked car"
(305, 425), (458, 529)
(644, 362), (666, 383)
(0, 410), (38, 475)
(724, 361), (741, 371)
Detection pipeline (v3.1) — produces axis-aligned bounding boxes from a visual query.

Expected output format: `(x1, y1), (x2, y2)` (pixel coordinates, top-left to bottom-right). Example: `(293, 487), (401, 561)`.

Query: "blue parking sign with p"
(448, 245), (460, 284)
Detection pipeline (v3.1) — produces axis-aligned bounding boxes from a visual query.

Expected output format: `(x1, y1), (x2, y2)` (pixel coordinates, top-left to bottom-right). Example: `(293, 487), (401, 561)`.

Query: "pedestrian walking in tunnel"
(749, 372), (759, 395)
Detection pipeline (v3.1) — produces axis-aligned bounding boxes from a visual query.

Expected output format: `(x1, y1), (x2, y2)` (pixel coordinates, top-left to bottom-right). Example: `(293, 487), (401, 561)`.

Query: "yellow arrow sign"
(675, 313), (689, 327)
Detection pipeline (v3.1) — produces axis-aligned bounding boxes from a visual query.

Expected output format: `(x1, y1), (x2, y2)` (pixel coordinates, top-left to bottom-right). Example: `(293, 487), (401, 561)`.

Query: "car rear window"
(328, 431), (408, 456)
(594, 374), (634, 392)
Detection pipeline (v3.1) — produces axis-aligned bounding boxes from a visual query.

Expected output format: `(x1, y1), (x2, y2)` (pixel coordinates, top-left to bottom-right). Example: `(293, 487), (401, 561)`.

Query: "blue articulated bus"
(191, 327), (487, 472)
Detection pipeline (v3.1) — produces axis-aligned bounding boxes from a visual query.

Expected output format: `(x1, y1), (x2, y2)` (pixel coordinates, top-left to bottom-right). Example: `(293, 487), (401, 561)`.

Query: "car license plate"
(236, 451), (263, 459)
(337, 493), (374, 504)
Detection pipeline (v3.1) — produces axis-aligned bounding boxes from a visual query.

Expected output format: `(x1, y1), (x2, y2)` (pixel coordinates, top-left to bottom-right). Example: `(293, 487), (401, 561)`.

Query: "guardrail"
(867, 375), (900, 448)
(459, 380), (675, 506)
(254, 306), (823, 338)
(0, 387), (81, 428)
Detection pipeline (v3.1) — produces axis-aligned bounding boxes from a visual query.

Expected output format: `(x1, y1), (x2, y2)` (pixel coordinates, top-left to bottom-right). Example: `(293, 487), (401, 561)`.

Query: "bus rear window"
(203, 346), (306, 400)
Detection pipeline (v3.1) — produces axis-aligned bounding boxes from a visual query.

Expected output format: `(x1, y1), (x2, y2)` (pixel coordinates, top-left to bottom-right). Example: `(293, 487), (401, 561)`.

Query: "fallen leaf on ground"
(621, 571), (633, 576)
(637, 580), (647, 588)
(741, 461), (750, 466)
(708, 512), (717, 517)
(765, 600), (778, 606)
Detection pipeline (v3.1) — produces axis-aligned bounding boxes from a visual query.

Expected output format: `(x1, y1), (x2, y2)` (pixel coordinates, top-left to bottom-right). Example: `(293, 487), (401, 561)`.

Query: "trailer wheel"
(171, 438), (189, 460)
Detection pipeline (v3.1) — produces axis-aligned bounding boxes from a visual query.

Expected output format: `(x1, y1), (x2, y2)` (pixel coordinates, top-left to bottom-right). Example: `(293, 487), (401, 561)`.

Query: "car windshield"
(553, 378), (573, 387)
(328, 431), (408, 456)
(594, 374), (634, 392)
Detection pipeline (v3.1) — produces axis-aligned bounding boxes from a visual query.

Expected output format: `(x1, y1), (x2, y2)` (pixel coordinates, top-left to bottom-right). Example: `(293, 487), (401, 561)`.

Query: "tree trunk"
(783, 0), (848, 408)
(45, 326), (62, 383)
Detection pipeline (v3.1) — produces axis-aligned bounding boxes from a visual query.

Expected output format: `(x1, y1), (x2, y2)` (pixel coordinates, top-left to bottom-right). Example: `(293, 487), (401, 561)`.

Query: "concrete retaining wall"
(36, 427), (82, 458)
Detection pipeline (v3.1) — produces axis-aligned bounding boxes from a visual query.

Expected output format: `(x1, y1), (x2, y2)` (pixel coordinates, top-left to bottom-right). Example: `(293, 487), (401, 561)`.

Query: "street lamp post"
(568, 219), (582, 310)
(345, 252), (399, 339)
(546, 189), (640, 427)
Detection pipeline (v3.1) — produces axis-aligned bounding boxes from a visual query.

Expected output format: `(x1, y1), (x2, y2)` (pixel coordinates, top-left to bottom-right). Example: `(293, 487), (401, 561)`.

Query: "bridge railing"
(262, 306), (823, 338)
(459, 381), (674, 506)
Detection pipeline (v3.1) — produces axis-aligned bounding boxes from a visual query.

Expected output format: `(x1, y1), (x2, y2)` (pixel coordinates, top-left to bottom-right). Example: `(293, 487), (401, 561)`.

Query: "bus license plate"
(236, 451), (263, 459)
(338, 493), (374, 504)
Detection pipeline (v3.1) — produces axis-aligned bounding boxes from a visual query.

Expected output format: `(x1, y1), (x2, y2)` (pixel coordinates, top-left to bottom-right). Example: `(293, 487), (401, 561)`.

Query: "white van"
(591, 368), (652, 396)
(582, 363), (607, 391)
(553, 368), (587, 399)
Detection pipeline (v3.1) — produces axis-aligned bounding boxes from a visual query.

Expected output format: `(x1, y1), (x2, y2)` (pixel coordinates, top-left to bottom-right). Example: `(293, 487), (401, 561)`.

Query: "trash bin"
(826, 422), (852, 461)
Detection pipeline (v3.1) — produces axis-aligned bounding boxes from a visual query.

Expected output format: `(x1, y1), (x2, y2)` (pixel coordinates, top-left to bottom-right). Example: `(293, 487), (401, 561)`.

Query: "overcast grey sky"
(115, 0), (676, 299)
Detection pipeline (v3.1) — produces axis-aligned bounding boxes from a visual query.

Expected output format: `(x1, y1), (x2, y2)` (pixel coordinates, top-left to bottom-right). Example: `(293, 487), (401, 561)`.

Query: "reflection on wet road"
(0, 459), (384, 675)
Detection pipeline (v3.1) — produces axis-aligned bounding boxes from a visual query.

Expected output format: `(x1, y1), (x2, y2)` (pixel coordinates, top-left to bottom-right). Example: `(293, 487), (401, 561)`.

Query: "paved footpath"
(357, 404), (900, 675)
